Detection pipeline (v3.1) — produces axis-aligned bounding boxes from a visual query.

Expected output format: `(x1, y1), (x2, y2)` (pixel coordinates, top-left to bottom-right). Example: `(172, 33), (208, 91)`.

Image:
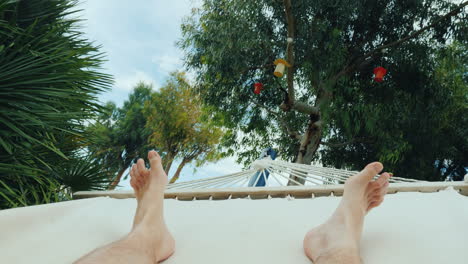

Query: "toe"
(349, 162), (383, 185)
(148, 150), (163, 172)
(367, 201), (378, 212)
(131, 164), (138, 179)
(130, 177), (138, 191)
(380, 181), (389, 195)
(367, 185), (388, 212)
(130, 164), (135, 178)
(374, 196), (384, 206)
(375, 172), (390, 187)
(132, 164), (142, 181)
(367, 186), (381, 200)
(137, 158), (148, 176)
(365, 181), (380, 194)
(130, 165), (140, 190)
(367, 195), (384, 211)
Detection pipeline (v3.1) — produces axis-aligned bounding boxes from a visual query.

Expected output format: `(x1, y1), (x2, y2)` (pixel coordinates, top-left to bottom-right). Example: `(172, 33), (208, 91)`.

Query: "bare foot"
(303, 162), (391, 263)
(130, 150), (175, 262)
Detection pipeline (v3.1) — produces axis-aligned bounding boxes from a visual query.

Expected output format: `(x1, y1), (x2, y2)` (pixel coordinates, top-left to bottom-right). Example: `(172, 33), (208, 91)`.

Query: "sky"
(77, 0), (244, 188)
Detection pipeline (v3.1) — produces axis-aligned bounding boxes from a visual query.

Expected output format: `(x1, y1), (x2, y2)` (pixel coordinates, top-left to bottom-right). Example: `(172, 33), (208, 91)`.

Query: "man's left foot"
(130, 150), (175, 262)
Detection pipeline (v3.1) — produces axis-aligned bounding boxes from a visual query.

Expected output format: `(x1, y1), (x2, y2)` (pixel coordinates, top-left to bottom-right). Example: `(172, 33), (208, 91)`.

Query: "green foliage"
(0, 175), (67, 209)
(180, 0), (467, 180)
(145, 73), (196, 163)
(87, 75), (224, 186)
(144, 72), (224, 182)
(320, 42), (467, 180)
(52, 156), (114, 193)
(0, 0), (112, 208)
(86, 83), (152, 189)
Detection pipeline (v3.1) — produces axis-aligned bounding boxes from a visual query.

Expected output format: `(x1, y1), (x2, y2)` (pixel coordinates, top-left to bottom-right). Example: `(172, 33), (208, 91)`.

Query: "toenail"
(373, 163), (383, 171)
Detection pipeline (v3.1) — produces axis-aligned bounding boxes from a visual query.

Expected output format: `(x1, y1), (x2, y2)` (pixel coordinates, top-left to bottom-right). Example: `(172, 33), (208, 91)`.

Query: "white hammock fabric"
(0, 188), (467, 264)
(1, 160), (467, 263)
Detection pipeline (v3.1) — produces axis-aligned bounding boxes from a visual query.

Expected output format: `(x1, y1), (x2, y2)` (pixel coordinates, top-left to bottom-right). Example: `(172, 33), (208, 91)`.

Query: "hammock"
(1, 160), (467, 264)
(74, 159), (468, 199)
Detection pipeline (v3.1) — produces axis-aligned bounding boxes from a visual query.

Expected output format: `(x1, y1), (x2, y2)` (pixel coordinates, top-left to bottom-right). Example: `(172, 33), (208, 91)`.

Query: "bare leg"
(75, 150), (175, 264)
(303, 162), (391, 264)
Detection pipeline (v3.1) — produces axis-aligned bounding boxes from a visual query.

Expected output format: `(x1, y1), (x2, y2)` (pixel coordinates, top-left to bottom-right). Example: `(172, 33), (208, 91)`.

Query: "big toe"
(148, 150), (167, 181)
(352, 162), (383, 184)
(148, 150), (162, 169)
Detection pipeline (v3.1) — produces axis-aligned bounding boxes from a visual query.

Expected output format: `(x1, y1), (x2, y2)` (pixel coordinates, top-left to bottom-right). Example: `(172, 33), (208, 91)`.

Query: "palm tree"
(0, 0), (113, 208)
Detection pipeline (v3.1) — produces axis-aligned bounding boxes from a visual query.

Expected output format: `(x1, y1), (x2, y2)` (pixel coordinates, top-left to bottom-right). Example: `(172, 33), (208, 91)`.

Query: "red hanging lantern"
(253, 82), (263, 94)
(373, 66), (387, 83)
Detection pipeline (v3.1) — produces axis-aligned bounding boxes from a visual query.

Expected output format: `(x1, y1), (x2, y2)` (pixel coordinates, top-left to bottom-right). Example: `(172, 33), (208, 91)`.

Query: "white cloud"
(151, 54), (182, 74)
(114, 70), (157, 91)
(147, 1), (202, 31)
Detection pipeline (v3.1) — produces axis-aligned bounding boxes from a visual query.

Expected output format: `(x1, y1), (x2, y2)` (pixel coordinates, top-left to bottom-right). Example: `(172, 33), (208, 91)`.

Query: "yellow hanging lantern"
(273, 58), (291, 77)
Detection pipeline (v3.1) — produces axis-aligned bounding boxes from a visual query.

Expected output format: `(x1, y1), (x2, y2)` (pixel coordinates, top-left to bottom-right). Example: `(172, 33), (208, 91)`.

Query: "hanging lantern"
(253, 82), (263, 94)
(373, 66), (387, 82)
(273, 58), (291, 77)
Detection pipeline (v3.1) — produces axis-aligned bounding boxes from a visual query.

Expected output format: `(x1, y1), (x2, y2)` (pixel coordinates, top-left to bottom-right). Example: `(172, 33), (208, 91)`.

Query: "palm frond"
(0, 0), (113, 208)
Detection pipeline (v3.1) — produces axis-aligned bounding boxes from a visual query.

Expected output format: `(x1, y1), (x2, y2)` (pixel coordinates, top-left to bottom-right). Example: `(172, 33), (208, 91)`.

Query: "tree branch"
(329, 1), (467, 90)
(361, 1), (468, 59)
(320, 137), (373, 147)
(279, 119), (302, 141)
(280, 0), (322, 117)
(251, 100), (302, 141)
(292, 101), (320, 115)
(273, 78), (320, 115)
(283, 0), (295, 105)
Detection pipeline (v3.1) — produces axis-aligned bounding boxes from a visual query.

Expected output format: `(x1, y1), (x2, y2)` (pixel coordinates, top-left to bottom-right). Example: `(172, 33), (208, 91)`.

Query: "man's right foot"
(303, 162), (391, 263)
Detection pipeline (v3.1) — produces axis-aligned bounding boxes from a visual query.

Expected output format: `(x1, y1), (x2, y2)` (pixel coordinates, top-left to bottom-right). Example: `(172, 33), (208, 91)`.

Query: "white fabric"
(0, 188), (467, 264)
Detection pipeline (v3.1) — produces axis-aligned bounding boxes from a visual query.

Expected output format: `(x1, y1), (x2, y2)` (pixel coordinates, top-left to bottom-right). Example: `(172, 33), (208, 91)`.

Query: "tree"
(87, 83), (152, 190)
(169, 114), (224, 183)
(88, 76), (223, 187)
(434, 43), (468, 181)
(144, 72), (223, 183)
(0, 0), (113, 208)
(180, 0), (467, 181)
(320, 42), (468, 181)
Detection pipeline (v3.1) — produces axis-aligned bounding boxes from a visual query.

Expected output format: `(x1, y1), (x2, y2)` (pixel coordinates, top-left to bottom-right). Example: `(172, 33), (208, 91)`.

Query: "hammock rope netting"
(74, 159), (468, 200)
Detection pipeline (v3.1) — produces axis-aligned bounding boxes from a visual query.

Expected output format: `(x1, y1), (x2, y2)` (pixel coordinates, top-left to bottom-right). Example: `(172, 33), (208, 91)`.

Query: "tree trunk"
(169, 158), (190, 184)
(288, 116), (322, 185)
(108, 166), (127, 190)
(164, 152), (176, 174)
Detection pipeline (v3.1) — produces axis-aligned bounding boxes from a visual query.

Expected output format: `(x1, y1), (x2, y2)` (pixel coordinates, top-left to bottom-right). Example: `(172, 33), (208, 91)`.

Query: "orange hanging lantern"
(273, 58), (291, 77)
(253, 82), (263, 94)
(373, 66), (387, 82)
